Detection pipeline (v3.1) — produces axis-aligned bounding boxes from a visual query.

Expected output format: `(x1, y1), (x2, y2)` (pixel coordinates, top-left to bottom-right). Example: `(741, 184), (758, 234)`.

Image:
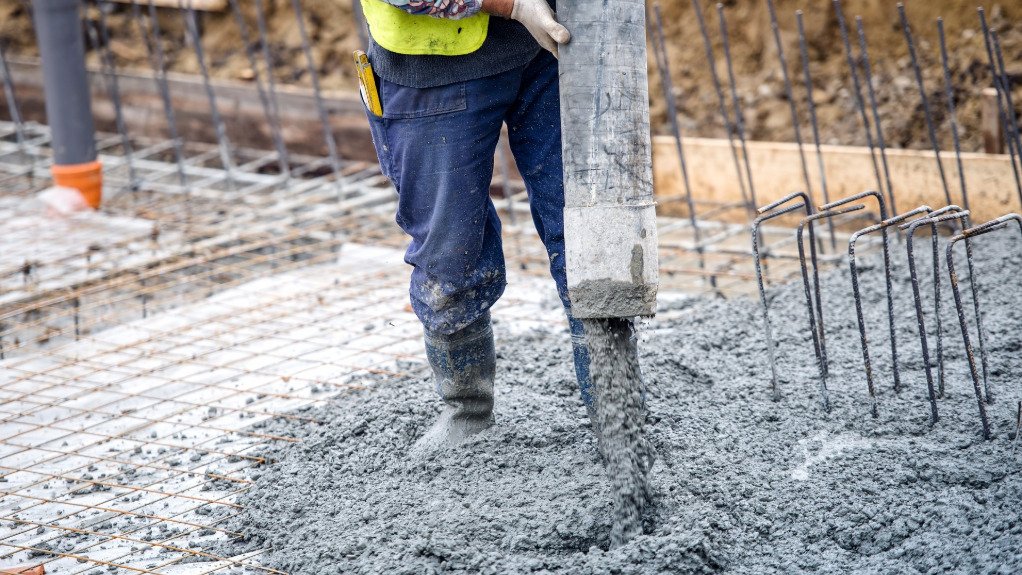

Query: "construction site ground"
(1, 120), (1021, 573)
(2, 0), (1022, 572)
(0, 0), (1021, 151)
(214, 233), (1022, 574)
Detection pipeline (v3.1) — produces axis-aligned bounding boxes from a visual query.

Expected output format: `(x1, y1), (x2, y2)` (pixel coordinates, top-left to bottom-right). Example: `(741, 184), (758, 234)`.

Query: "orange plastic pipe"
(51, 160), (103, 209)
(0, 566), (45, 575)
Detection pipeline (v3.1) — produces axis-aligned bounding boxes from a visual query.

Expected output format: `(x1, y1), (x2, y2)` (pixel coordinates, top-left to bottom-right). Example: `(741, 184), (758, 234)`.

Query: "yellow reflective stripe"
(360, 0), (489, 56)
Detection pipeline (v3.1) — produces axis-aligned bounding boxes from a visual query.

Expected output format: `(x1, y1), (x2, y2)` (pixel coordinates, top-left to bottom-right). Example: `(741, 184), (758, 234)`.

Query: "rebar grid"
(0, 121), (403, 358)
(0, 243), (444, 573)
(5, 2), (1009, 570)
(0, 233), (607, 573)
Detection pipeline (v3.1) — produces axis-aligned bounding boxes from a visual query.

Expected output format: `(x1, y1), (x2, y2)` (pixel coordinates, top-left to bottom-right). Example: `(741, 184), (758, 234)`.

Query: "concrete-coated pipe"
(558, 0), (659, 319)
(32, 0), (102, 208)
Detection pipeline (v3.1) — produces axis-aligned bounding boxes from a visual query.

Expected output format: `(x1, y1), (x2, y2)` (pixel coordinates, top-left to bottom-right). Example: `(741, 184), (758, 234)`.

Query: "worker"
(357, 0), (586, 454)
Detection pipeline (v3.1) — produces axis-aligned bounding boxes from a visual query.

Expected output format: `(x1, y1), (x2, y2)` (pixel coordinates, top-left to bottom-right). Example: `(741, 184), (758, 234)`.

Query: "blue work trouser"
(365, 51), (593, 406)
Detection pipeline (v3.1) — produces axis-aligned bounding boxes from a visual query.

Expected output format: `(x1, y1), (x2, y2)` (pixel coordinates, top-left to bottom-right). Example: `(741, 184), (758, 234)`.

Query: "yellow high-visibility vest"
(360, 0), (489, 56)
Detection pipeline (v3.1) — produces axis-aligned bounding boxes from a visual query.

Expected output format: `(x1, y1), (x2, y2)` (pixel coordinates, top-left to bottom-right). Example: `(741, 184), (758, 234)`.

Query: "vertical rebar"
(716, 3), (757, 212)
(904, 215), (946, 423)
(978, 8), (1022, 206)
(822, 190), (898, 395)
(947, 222), (1009, 440)
(898, 4), (952, 208)
(855, 17), (897, 216)
(848, 207), (931, 413)
(0, 40), (33, 183)
(833, 0), (885, 198)
(93, 0), (140, 193)
(136, 0), (188, 189)
(253, 0), (288, 178)
(936, 19), (970, 214)
(653, 4), (710, 289)
(765, 0), (813, 212)
(795, 205), (864, 411)
(227, 0), (290, 180)
(796, 10), (834, 250)
(991, 30), (1022, 209)
(691, 0), (752, 213)
(183, 0), (235, 189)
(903, 207), (989, 406)
(290, 0), (344, 197)
(752, 196), (819, 403)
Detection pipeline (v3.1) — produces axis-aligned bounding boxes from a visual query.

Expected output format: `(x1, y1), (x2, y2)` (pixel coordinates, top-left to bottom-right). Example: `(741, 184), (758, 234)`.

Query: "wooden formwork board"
(652, 136), (1021, 224)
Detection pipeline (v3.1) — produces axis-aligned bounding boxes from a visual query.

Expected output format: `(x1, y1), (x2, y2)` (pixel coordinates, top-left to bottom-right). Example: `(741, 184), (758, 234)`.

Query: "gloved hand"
(510, 0), (570, 58)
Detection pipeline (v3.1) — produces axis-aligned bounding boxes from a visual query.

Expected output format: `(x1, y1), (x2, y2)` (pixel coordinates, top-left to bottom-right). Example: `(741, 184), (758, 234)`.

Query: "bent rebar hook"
(901, 207), (987, 424)
(752, 192), (816, 401)
(849, 206), (932, 417)
(947, 213), (1022, 440)
(796, 204), (867, 412)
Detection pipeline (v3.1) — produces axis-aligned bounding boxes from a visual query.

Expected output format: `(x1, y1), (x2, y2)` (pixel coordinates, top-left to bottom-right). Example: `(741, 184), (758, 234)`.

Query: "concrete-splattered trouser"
(357, 0), (594, 454)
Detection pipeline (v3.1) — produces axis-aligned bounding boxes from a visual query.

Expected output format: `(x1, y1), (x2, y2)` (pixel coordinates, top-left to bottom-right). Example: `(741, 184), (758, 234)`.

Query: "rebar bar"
(911, 205), (990, 399)
(936, 19), (970, 214)
(0, 40), (31, 184)
(796, 10), (834, 251)
(833, 0), (885, 202)
(652, 4), (709, 289)
(92, 0), (139, 193)
(796, 204), (865, 394)
(134, 0), (188, 190)
(290, 0), (344, 197)
(902, 209), (967, 423)
(691, 0), (752, 212)
(796, 204), (866, 410)
(751, 192), (815, 401)
(849, 206), (932, 416)
(765, 0), (813, 215)
(946, 213), (1022, 439)
(990, 29), (1022, 209)
(978, 8), (1022, 206)
(716, 3), (758, 213)
(898, 4), (951, 209)
(822, 191), (897, 400)
(855, 16), (897, 216)
(227, 0), (290, 181)
(182, 0), (235, 189)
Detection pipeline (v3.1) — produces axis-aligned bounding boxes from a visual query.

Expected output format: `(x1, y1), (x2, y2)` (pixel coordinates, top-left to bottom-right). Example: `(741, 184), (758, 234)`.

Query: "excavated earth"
(214, 233), (1022, 574)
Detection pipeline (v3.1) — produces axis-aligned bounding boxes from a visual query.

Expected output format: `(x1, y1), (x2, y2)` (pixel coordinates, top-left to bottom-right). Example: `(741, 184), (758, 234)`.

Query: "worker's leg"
(503, 51), (595, 414)
(365, 71), (517, 453)
(368, 81), (511, 335)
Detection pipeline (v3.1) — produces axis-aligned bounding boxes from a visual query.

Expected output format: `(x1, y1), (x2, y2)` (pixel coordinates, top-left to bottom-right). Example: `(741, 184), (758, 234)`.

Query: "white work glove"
(510, 0), (570, 58)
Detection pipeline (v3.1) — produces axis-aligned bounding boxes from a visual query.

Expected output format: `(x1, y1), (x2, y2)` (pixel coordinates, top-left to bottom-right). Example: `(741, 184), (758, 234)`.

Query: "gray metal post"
(32, 0), (101, 207)
(559, 0), (659, 319)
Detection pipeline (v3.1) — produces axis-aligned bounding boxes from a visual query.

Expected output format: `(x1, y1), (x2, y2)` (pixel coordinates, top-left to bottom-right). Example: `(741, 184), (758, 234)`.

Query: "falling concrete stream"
(211, 235), (1022, 574)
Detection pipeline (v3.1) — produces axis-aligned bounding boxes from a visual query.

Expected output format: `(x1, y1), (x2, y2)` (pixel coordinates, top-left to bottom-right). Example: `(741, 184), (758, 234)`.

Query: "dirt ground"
(0, 0), (1019, 151)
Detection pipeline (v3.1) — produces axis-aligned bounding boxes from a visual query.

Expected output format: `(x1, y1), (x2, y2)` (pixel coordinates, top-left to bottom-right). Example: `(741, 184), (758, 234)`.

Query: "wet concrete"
(216, 232), (1022, 574)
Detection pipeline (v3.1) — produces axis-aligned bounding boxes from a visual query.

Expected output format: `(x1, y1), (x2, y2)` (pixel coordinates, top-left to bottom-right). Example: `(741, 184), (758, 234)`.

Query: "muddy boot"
(410, 313), (496, 457)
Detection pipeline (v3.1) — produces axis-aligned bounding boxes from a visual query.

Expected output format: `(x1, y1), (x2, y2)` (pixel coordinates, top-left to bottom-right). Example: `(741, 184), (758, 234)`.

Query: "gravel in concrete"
(217, 232), (1022, 574)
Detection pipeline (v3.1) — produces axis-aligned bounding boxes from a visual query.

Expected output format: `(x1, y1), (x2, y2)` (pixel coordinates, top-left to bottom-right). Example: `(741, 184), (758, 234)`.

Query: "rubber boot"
(409, 312), (496, 457)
